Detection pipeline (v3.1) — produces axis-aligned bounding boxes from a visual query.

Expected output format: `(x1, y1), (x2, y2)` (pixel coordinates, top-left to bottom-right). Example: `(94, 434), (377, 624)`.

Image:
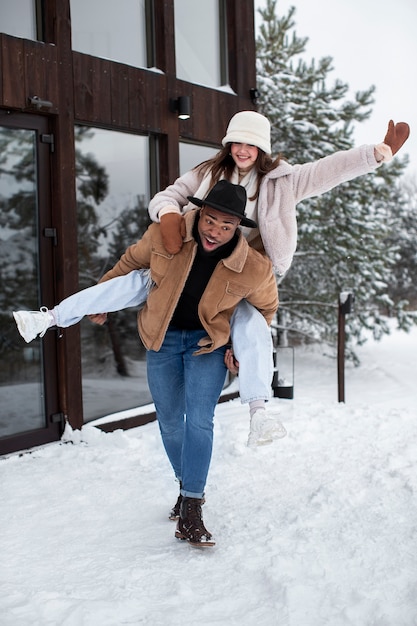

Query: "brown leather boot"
(169, 487), (205, 521)
(169, 493), (183, 521)
(175, 497), (215, 547)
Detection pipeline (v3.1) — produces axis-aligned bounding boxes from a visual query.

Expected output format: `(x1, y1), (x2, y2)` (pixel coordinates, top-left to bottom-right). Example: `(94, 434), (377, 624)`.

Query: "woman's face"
(230, 142), (259, 172)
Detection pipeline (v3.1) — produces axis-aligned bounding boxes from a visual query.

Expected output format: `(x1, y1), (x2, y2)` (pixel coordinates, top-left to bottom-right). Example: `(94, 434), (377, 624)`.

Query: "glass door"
(0, 112), (60, 453)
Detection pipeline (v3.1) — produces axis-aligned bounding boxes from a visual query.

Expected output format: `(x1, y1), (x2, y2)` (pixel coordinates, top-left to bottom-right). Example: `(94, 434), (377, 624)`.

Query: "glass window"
(70, 0), (147, 67)
(174, 0), (226, 87)
(0, 127), (45, 436)
(0, 0), (37, 40)
(179, 142), (219, 176)
(74, 127), (152, 421)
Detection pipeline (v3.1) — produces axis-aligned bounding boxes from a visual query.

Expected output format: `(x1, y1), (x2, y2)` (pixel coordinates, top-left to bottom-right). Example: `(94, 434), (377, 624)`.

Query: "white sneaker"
(13, 307), (54, 343)
(247, 408), (287, 447)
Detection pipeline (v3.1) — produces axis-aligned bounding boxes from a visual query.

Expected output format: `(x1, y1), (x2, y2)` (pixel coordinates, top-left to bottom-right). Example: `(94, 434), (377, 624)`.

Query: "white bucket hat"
(222, 111), (271, 155)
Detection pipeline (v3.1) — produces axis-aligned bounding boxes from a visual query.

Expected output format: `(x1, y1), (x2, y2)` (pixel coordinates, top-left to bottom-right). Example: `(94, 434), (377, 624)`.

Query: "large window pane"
(0, 128), (45, 436)
(75, 127), (152, 421)
(175, 0), (223, 87)
(70, 0), (147, 67)
(0, 0), (36, 40)
(179, 142), (219, 176)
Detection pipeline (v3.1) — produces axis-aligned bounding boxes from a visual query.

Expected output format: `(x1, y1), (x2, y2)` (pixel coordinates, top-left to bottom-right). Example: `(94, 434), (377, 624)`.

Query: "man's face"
(198, 206), (240, 253)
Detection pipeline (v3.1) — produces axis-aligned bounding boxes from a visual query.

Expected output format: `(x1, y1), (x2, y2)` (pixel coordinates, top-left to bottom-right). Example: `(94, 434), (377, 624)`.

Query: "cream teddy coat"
(148, 145), (381, 275)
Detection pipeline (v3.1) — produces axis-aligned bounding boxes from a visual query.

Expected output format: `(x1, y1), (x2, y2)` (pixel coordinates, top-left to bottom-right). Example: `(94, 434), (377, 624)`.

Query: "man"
(100, 180), (280, 547)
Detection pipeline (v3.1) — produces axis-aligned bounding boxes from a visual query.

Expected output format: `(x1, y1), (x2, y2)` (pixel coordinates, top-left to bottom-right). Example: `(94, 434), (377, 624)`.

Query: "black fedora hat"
(187, 180), (257, 229)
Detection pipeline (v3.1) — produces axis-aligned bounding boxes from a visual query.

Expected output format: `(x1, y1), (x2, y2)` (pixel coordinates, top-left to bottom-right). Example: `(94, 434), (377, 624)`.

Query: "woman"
(13, 113), (410, 445)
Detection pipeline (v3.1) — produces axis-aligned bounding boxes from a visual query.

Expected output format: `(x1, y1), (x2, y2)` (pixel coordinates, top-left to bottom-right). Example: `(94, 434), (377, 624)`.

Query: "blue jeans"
(53, 270), (273, 404)
(146, 328), (227, 499)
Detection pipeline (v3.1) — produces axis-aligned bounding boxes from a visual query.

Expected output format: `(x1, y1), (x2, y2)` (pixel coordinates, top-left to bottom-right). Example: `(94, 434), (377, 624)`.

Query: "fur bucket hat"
(222, 111), (271, 155)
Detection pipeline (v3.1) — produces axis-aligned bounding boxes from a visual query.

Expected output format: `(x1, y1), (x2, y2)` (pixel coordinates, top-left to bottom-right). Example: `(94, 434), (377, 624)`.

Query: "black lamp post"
(338, 291), (355, 402)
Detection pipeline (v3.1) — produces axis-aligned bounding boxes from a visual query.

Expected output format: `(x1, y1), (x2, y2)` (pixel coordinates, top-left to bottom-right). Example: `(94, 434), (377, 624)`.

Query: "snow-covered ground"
(1, 321), (417, 626)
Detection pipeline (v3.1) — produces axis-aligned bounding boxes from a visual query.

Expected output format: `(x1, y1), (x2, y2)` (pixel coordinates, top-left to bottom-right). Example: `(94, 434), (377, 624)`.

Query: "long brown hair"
(193, 145), (281, 201)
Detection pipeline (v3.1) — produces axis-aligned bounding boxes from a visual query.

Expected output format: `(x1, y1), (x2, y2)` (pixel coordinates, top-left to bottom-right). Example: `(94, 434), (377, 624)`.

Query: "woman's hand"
(383, 120), (409, 155)
(160, 213), (186, 254)
(224, 348), (239, 375)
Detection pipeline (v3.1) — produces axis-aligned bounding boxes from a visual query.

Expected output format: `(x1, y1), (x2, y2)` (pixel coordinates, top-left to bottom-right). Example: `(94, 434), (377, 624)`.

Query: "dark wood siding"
(0, 0), (256, 449)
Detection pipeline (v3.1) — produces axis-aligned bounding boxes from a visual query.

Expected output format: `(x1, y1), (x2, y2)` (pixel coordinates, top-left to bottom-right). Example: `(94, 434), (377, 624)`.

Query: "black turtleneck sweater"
(169, 214), (239, 330)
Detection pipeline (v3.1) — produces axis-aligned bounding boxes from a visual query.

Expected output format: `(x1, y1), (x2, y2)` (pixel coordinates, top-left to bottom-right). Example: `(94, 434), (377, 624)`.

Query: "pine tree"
(256, 0), (413, 358)
(385, 176), (417, 313)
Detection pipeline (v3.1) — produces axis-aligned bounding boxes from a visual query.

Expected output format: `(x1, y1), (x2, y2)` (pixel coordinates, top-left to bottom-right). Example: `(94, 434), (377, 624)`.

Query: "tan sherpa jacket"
(100, 210), (278, 354)
(148, 145), (381, 275)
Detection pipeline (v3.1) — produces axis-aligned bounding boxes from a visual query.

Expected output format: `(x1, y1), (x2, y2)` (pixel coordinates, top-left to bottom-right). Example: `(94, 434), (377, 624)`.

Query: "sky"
(1, 320), (416, 625)
(254, 0), (417, 179)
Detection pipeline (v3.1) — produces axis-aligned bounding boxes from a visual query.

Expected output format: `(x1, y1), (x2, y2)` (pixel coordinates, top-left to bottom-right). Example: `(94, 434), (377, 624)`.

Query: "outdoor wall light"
(28, 95), (53, 110)
(250, 88), (260, 104)
(170, 96), (191, 120)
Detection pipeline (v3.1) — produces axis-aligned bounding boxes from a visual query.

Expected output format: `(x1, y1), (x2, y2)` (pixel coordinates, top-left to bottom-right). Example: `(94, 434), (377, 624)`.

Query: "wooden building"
(0, 1), (258, 455)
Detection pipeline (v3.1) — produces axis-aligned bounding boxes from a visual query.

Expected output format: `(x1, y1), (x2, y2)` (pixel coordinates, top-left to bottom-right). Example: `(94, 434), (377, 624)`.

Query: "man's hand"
(88, 313), (108, 325)
(224, 348), (239, 375)
(160, 213), (186, 254)
(383, 120), (410, 156)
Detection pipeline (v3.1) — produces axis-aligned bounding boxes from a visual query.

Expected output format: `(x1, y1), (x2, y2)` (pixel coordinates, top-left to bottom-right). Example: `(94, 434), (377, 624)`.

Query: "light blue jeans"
(147, 328), (227, 498)
(230, 299), (273, 403)
(53, 270), (150, 327)
(53, 270), (273, 404)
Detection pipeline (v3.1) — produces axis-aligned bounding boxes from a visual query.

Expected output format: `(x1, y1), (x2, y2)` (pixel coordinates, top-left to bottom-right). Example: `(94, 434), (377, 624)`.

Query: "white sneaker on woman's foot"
(247, 408), (287, 447)
(13, 307), (54, 343)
